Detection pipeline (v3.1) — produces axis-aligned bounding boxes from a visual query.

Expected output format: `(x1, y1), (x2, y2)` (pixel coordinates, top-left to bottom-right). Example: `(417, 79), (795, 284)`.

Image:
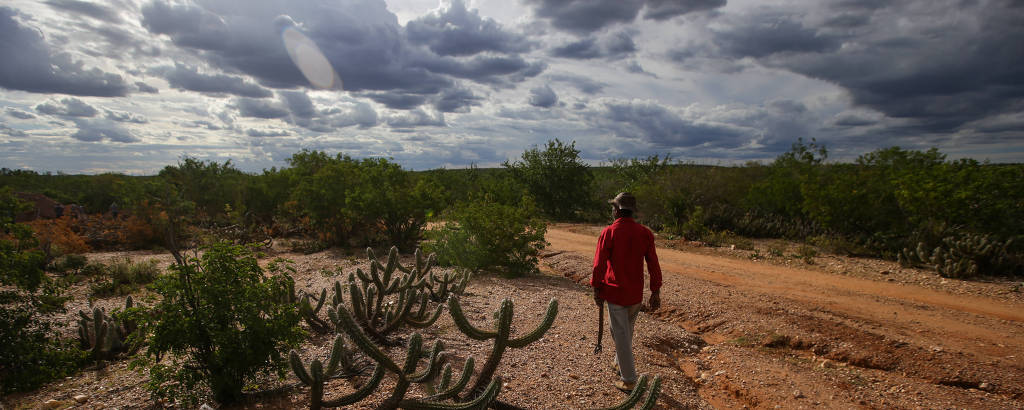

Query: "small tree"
(0, 187), (87, 393)
(135, 242), (304, 405)
(504, 139), (594, 221)
(427, 194), (547, 277)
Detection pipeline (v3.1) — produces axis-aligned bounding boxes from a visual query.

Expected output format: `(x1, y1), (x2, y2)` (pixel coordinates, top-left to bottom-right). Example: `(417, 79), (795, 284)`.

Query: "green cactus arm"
(409, 341), (446, 383)
(507, 298), (558, 348)
(324, 335), (347, 376)
(447, 295), (497, 340)
(321, 363), (386, 407)
(380, 288), (421, 335)
(385, 246), (400, 279)
(348, 281), (367, 321)
(592, 375), (649, 410)
(423, 357), (474, 402)
(638, 376), (662, 410)
(402, 333), (425, 376)
(332, 280), (345, 306)
(399, 375), (501, 410)
(355, 267), (374, 285)
(93, 318), (109, 357)
(406, 302), (445, 329)
(466, 299), (514, 395)
(435, 363), (453, 393)
(314, 288), (328, 312)
(289, 350), (314, 385)
(333, 303), (402, 374)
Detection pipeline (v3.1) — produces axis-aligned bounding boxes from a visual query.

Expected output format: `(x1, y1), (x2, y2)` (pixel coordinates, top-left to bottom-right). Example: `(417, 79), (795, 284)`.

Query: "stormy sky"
(1, 0), (1022, 174)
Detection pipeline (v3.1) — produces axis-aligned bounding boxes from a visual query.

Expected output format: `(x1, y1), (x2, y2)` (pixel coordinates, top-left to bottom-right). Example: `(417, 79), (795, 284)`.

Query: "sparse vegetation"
(132, 242), (304, 406)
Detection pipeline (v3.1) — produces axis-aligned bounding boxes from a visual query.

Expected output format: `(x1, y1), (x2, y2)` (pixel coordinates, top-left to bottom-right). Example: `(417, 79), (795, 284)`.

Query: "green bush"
(427, 196), (548, 277)
(286, 151), (440, 249)
(503, 139), (594, 221)
(133, 242), (304, 405)
(49, 253), (88, 274)
(1, 187), (88, 393)
(89, 258), (161, 298)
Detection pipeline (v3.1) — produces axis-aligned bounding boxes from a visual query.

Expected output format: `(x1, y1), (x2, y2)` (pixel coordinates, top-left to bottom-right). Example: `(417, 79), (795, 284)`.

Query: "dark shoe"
(614, 380), (636, 393)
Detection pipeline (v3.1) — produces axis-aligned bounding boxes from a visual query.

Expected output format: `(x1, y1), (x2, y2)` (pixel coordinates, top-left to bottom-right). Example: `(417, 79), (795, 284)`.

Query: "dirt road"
(542, 224), (1024, 409)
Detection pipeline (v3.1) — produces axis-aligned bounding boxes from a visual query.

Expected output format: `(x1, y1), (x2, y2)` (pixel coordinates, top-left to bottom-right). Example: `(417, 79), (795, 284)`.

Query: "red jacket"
(591, 217), (662, 306)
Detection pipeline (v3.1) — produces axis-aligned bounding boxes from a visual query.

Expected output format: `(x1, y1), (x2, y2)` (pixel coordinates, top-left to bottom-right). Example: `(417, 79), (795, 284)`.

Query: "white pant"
(607, 302), (641, 383)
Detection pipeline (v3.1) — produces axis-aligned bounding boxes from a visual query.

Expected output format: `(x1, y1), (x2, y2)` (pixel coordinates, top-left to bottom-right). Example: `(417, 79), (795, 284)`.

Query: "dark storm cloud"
(547, 74), (605, 94)
(135, 82), (158, 93)
(236, 98), (288, 119)
(105, 110), (148, 124)
(139, 0), (542, 106)
(279, 91), (316, 119)
(246, 128), (290, 137)
(713, 15), (841, 58)
(831, 111), (877, 127)
(550, 30), (636, 60)
(434, 87), (482, 113)
(642, 0), (726, 21)
(526, 0), (726, 34)
(35, 97), (98, 117)
(551, 38), (601, 59)
(593, 99), (747, 147)
(524, 0), (644, 34)
(5, 108), (36, 119)
(405, 0), (531, 56)
(70, 119), (139, 143)
(0, 7), (129, 97)
(43, 0), (122, 23)
(413, 55), (545, 85)
(163, 65), (272, 98)
(736, 1), (1024, 133)
(528, 85), (558, 108)
(364, 92), (427, 110)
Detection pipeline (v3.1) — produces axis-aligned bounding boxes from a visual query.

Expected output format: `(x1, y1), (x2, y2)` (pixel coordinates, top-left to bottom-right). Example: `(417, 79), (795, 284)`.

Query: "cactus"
(447, 295), (558, 396)
(289, 335), (378, 410)
(899, 234), (1015, 278)
(76, 296), (140, 363)
(426, 268), (472, 303)
(342, 247), (448, 343)
(593, 375), (662, 410)
(300, 282), (346, 334)
(331, 302), (499, 410)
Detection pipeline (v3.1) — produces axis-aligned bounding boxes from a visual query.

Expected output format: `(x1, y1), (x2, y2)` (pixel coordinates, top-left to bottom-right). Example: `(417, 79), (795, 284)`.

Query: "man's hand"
(593, 288), (604, 307)
(647, 290), (661, 311)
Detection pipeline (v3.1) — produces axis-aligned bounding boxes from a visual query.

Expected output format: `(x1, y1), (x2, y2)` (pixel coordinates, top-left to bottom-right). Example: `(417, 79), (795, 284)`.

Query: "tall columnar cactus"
(332, 303), (501, 410)
(289, 335), (380, 410)
(446, 295), (558, 396)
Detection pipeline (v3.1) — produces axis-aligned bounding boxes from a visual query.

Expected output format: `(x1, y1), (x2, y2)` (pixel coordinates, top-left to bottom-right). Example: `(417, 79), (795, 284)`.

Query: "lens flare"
(282, 26), (340, 90)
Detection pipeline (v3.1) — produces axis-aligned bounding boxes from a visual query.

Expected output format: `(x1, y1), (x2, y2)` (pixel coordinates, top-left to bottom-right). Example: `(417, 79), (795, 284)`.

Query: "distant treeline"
(3, 138), (1021, 276)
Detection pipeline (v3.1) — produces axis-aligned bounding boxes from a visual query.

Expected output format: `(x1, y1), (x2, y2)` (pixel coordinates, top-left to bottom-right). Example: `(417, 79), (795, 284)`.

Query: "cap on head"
(608, 192), (637, 212)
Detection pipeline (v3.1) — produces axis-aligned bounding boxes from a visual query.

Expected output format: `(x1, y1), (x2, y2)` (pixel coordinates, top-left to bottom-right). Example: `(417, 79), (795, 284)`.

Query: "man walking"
(591, 192), (662, 392)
